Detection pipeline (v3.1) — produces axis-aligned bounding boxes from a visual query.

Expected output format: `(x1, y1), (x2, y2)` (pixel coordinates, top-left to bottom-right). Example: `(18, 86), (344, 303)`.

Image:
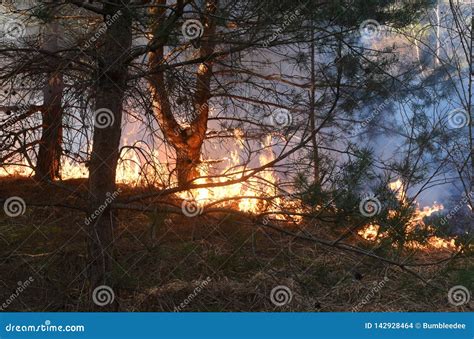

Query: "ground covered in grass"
(0, 177), (472, 312)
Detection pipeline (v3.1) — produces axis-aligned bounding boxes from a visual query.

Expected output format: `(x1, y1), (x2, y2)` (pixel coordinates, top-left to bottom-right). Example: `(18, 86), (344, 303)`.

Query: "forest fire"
(0, 158), (461, 245)
(358, 180), (458, 250)
(2, 158), (461, 247)
(0, 136), (289, 215)
(1, 0), (472, 316)
(177, 136), (288, 214)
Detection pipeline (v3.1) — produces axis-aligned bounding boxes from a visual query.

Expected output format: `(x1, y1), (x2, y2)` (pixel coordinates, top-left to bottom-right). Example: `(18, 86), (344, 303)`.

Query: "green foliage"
(306, 0), (433, 28)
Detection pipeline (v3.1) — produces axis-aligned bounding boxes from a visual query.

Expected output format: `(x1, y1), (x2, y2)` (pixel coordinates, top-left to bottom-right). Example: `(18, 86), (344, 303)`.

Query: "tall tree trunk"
(148, 0), (217, 187)
(435, 3), (440, 66)
(469, 0), (474, 209)
(35, 20), (63, 182)
(309, 21), (320, 186)
(87, 1), (132, 303)
(176, 147), (201, 186)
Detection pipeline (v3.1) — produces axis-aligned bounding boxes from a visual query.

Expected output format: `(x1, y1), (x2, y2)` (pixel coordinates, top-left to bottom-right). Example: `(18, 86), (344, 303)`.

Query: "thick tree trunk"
(35, 21), (63, 182)
(148, 0), (217, 187)
(35, 74), (63, 181)
(176, 147), (201, 186)
(309, 21), (320, 186)
(309, 17), (321, 189)
(86, 1), (132, 304)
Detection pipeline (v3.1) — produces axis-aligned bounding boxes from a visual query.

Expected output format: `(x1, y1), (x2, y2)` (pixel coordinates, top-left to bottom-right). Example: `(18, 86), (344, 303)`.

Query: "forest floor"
(0, 177), (472, 312)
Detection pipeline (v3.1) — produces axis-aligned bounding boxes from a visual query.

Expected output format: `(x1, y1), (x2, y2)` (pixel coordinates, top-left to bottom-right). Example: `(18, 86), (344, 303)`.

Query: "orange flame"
(177, 135), (296, 219)
(1, 136), (298, 219)
(358, 180), (458, 250)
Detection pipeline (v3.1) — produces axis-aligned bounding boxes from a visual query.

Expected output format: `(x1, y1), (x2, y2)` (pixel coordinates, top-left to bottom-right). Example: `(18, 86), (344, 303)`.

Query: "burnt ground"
(0, 177), (472, 312)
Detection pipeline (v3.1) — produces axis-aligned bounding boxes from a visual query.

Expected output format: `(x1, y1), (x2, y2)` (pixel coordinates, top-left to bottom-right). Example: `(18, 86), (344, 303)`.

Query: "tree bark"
(35, 20), (63, 182)
(309, 20), (320, 186)
(176, 147), (201, 186)
(470, 1), (473, 208)
(86, 0), (132, 304)
(148, 0), (217, 187)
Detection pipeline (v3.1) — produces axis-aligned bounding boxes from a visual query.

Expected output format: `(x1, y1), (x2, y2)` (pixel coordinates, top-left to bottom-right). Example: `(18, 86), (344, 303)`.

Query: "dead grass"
(0, 177), (472, 312)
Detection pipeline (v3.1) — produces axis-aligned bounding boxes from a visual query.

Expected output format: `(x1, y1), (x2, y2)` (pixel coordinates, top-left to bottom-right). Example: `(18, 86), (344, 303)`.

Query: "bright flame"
(0, 135), (298, 220)
(358, 180), (458, 251)
(359, 224), (380, 241)
(389, 179), (405, 201)
(0, 150), (166, 187)
(177, 135), (296, 220)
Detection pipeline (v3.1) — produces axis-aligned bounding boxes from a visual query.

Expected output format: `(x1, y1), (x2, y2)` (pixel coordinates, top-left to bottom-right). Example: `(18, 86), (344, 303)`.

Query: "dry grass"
(0, 177), (472, 312)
